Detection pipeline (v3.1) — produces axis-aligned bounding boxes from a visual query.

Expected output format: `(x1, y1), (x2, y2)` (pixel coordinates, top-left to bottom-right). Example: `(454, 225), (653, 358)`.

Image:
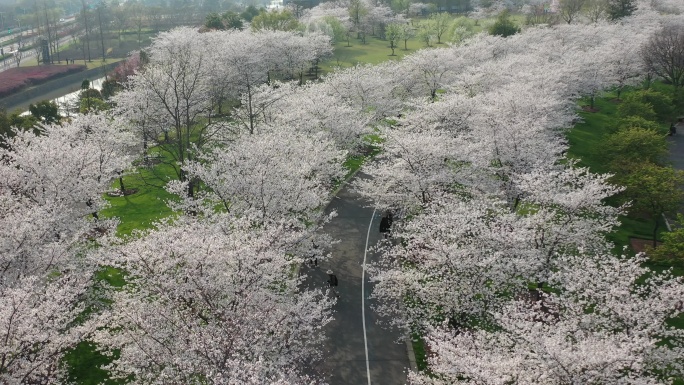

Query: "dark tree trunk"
(653, 218), (659, 248)
(118, 176), (126, 194)
(87, 199), (98, 219)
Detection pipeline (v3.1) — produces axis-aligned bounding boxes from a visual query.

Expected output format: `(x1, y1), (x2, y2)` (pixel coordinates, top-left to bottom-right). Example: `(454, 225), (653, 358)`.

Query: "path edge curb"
(405, 336), (418, 373)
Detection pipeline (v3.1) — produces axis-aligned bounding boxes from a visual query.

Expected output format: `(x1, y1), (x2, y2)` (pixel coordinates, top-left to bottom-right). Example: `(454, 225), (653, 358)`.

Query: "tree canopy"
(489, 10), (520, 37)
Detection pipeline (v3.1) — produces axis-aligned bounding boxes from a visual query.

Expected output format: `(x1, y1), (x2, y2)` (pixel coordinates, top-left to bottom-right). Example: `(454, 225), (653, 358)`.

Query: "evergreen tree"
(607, 0), (637, 20)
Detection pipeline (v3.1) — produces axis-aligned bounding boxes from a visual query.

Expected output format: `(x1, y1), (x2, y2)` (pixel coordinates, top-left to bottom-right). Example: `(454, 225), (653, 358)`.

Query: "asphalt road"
(303, 173), (411, 385)
(0, 34), (75, 72)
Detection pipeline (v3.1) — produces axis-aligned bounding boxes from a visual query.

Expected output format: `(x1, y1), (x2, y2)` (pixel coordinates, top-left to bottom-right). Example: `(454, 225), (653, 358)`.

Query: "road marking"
(362, 208), (376, 385)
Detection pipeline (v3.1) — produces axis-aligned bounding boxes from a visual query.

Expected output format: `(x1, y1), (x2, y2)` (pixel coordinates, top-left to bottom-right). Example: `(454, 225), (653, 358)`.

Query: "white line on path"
(362, 208), (376, 385)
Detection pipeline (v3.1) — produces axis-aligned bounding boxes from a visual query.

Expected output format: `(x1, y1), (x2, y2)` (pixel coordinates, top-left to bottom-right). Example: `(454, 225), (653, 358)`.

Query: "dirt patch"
(581, 105), (600, 113)
(630, 237), (661, 254)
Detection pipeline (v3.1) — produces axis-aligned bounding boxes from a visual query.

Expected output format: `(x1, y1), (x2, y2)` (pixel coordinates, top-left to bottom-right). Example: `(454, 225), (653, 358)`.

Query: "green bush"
(602, 126), (669, 172)
(627, 89), (673, 122)
(489, 10), (520, 38)
(617, 98), (657, 121)
(612, 115), (663, 133)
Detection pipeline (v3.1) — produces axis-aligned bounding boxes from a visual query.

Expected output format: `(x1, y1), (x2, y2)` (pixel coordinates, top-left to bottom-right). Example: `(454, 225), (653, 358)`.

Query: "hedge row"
(0, 64), (86, 98)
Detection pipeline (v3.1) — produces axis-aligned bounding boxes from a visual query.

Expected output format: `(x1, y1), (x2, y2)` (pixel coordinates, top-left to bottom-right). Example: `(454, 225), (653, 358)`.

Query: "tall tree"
(0, 115), (134, 383)
(250, 9), (300, 32)
(28, 100), (61, 125)
(642, 23), (684, 88)
(116, 28), (213, 197)
(606, 0), (637, 20)
(385, 22), (402, 55)
(80, 0), (92, 62)
(204, 12), (224, 30)
(602, 127), (669, 173)
(558, 0), (586, 24)
(111, 0), (132, 42)
(430, 12), (451, 44)
(399, 22), (415, 49)
(91, 215), (334, 384)
(348, 0), (368, 34)
(583, 0), (608, 22)
(221, 10), (243, 30)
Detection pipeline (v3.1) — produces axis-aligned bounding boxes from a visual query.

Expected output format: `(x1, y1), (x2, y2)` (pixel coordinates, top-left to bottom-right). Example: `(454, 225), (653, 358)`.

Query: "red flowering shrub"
(0, 64), (87, 98)
(111, 52), (142, 84)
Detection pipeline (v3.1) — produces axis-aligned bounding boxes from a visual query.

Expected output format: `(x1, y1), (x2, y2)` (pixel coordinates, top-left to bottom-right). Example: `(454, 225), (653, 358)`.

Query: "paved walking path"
(668, 122), (684, 171)
(664, 122), (684, 228)
(303, 172), (411, 385)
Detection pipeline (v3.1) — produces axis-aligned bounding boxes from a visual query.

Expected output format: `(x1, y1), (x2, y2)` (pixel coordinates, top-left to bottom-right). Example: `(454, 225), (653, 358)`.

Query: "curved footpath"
(302, 172), (412, 385)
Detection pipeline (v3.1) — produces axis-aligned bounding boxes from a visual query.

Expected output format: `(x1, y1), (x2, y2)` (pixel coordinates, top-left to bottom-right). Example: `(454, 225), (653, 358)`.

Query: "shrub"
(489, 10), (520, 38)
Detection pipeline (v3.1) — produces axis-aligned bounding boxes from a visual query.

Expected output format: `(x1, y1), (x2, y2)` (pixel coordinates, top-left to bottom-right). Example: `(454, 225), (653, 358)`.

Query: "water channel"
(18, 77), (105, 117)
(7, 77), (105, 116)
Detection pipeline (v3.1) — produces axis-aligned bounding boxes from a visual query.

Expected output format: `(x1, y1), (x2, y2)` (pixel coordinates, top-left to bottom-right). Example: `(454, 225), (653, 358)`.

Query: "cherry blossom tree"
(0, 115), (133, 383)
(403, 47), (456, 100)
(583, 0), (608, 22)
(265, 31), (333, 83)
(0, 115), (134, 226)
(369, 161), (623, 327)
(211, 30), (332, 135)
(116, 28), (213, 196)
(605, 32), (648, 99)
(115, 28), (333, 192)
(558, 0), (586, 23)
(650, 0), (684, 14)
(0, 273), (94, 384)
(320, 61), (417, 122)
(642, 21), (684, 88)
(91, 215), (334, 384)
(409, 252), (684, 385)
(300, 1), (352, 37)
(354, 95), (475, 211)
(231, 81), (372, 151)
(169, 130), (346, 224)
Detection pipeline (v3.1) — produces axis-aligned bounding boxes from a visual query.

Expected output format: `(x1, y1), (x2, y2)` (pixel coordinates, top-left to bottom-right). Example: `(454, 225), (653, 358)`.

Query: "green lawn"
(321, 36), (420, 73)
(318, 10), (532, 75)
(566, 89), (673, 251)
(64, 342), (123, 385)
(100, 154), (178, 237)
(567, 96), (620, 174)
